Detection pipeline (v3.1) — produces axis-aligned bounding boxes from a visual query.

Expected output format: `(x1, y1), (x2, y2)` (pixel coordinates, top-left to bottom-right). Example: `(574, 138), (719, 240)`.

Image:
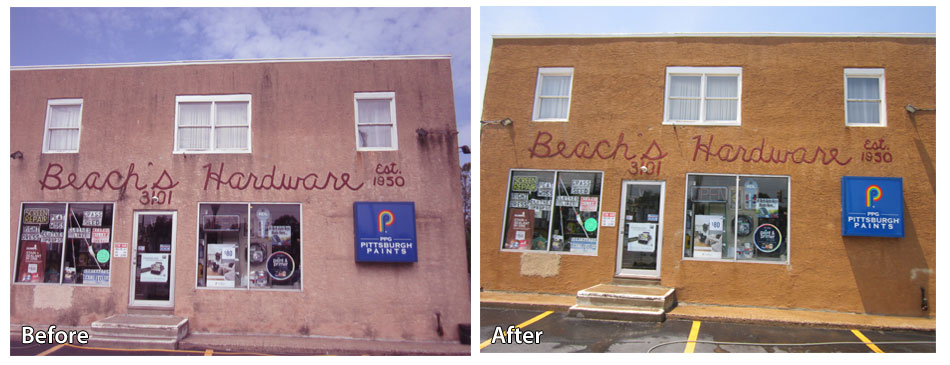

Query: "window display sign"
(504, 208), (534, 250)
(692, 215), (724, 259)
(67, 227), (92, 239)
(113, 242), (129, 258)
(50, 214), (65, 230)
(91, 228), (110, 243)
(757, 199), (779, 218)
(601, 212), (616, 227)
(83, 211), (103, 226)
(83, 269), (110, 285)
(512, 176), (538, 192)
(579, 197), (599, 212)
(24, 208), (50, 224)
(206, 244), (237, 287)
(139, 253), (169, 283)
(841, 176), (904, 237)
(268, 226), (292, 246)
(354, 202), (418, 262)
(626, 223), (657, 252)
(753, 224), (783, 253)
(266, 251), (295, 280)
(18, 242), (47, 283)
(570, 237), (597, 254)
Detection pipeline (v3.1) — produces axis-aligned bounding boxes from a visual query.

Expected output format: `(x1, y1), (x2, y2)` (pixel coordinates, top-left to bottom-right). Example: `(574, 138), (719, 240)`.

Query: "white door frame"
(615, 180), (665, 278)
(129, 211), (177, 308)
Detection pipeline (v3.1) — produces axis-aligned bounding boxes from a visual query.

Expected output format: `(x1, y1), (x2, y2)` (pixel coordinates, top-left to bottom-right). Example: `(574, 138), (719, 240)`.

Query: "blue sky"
(480, 6), (938, 108)
(10, 7), (472, 165)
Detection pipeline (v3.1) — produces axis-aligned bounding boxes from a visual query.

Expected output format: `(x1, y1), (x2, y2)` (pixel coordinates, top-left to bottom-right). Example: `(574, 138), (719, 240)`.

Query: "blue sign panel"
(841, 176), (904, 237)
(354, 202), (418, 262)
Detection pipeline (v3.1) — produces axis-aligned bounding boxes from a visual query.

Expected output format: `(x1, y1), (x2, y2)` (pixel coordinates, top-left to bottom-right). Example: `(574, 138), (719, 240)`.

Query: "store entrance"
(129, 211), (177, 308)
(615, 181), (665, 278)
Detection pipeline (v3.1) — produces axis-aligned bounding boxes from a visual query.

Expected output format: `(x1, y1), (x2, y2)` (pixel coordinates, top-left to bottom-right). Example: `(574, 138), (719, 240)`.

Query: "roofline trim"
(493, 32), (935, 39)
(11, 55), (452, 71)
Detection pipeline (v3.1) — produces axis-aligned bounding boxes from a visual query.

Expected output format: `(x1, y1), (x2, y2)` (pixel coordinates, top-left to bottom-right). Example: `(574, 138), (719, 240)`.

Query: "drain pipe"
(435, 312), (444, 337)
(920, 287), (928, 312)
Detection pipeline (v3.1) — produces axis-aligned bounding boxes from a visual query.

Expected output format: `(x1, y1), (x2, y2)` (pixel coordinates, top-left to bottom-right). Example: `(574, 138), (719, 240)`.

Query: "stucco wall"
(480, 36), (935, 317)
(10, 58), (470, 342)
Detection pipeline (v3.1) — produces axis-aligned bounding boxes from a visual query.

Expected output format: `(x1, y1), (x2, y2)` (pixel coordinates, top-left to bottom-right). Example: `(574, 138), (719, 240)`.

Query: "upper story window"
(43, 99), (83, 153)
(532, 67), (574, 122)
(663, 67), (742, 126)
(174, 94), (251, 153)
(845, 68), (886, 126)
(354, 92), (398, 151)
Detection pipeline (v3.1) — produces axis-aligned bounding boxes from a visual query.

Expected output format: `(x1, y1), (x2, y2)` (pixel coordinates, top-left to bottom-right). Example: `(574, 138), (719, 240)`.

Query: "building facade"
(480, 34), (935, 318)
(11, 56), (470, 343)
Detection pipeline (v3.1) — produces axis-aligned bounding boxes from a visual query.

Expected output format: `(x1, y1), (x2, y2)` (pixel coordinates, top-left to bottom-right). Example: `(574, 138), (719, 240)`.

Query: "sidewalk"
(179, 332), (470, 356)
(481, 290), (936, 332)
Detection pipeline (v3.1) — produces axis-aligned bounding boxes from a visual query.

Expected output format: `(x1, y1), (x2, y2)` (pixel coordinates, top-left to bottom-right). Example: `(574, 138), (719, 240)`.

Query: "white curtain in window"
(48, 129), (79, 151)
(538, 76), (571, 119)
(358, 125), (393, 148)
(357, 99), (392, 124)
(49, 105), (81, 128)
(847, 78), (880, 124)
(669, 76), (701, 120)
(179, 128), (211, 149)
(705, 76), (738, 121)
(179, 102), (212, 126)
(216, 102), (248, 126)
(215, 127), (248, 149)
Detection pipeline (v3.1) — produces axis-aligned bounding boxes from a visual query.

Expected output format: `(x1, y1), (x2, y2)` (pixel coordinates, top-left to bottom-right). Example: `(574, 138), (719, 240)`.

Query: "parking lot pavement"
(480, 308), (936, 353)
(10, 341), (271, 356)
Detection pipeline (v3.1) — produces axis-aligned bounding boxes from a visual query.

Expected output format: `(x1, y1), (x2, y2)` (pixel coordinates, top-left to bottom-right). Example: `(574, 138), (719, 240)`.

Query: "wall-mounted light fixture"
(459, 145), (471, 154)
(480, 117), (513, 127)
(905, 104), (936, 114)
(416, 128), (429, 137)
(10, 151), (23, 159)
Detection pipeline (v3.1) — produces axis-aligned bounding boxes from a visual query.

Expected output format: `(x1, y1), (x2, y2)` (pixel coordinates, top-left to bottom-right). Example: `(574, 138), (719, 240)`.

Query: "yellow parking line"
(480, 310), (554, 350)
(684, 320), (701, 353)
(851, 329), (884, 353)
(37, 344), (65, 356)
(204, 349), (214, 356)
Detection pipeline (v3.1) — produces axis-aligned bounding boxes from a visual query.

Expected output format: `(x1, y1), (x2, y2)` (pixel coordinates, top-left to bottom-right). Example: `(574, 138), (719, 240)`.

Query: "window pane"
(669, 99), (700, 120)
(538, 98), (569, 119)
(179, 102), (212, 126)
(737, 176), (788, 262)
(63, 203), (113, 286)
(847, 77), (880, 100)
(503, 171), (556, 251)
(178, 127), (211, 149)
(249, 204), (301, 290)
(198, 204), (249, 288)
(706, 76), (738, 98)
(357, 99), (392, 124)
(551, 171), (602, 254)
(540, 75), (571, 97)
(670, 76), (701, 97)
(216, 102), (249, 126)
(357, 125), (393, 148)
(48, 129), (80, 151)
(705, 99), (738, 121)
(847, 101), (881, 124)
(49, 104), (81, 128)
(684, 175), (736, 260)
(16, 204), (67, 283)
(215, 126), (249, 149)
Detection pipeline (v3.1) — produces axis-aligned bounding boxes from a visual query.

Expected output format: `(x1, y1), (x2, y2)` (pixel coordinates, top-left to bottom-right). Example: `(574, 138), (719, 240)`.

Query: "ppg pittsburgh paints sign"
(353, 202), (418, 262)
(841, 176), (904, 237)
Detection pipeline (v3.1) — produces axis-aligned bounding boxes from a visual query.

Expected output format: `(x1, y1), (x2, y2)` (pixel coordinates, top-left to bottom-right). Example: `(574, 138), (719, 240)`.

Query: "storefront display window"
(15, 202), (114, 285)
(502, 169), (603, 255)
(196, 203), (302, 290)
(683, 174), (789, 263)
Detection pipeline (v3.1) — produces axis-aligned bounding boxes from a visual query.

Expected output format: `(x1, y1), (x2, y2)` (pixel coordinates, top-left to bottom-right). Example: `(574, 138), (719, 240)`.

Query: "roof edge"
(11, 55), (453, 71)
(493, 32), (935, 39)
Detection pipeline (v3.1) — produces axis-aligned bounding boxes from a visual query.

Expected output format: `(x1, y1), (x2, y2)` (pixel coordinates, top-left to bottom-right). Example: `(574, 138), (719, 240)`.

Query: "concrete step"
(611, 277), (662, 286)
(568, 304), (666, 322)
(576, 284), (676, 312)
(89, 314), (188, 349)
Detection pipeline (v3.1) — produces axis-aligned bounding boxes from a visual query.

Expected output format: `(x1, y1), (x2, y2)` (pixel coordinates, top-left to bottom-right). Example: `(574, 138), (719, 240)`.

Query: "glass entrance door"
(616, 181), (665, 278)
(129, 211), (176, 308)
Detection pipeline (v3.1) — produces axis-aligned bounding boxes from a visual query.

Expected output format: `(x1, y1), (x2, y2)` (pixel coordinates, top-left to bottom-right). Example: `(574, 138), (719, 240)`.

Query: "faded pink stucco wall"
(10, 58), (470, 342)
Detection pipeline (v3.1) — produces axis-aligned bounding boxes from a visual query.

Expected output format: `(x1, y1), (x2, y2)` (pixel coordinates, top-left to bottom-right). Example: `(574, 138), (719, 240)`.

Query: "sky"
(9, 7), (472, 165)
(480, 6), (938, 112)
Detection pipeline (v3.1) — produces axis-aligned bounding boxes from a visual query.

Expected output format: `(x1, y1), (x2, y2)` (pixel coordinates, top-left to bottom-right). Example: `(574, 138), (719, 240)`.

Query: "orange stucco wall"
(480, 36), (935, 317)
(10, 58), (470, 341)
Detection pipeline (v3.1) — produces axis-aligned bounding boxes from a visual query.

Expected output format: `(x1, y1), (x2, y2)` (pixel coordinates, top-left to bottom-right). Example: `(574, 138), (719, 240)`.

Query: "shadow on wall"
(843, 209), (932, 317)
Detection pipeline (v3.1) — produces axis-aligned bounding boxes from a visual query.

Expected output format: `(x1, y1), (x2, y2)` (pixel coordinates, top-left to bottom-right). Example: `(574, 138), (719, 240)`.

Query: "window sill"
(681, 257), (788, 265)
(531, 118), (570, 123)
(174, 150), (252, 154)
(41, 150), (80, 154)
(845, 123), (887, 127)
(662, 121), (741, 126)
(357, 148), (398, 152)
(499, 248), (597, 256)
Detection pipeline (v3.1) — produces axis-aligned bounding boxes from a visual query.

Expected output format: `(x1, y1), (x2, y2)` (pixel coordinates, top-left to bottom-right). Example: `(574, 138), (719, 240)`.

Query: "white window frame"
(194, 202), (304, 292)
(42, 98), (84, 153)
(354, 91), (398, 151)
(680, 173), (790, 265)
(663, 67), (742, 126)
(531, 67), (574, 122)
(173, 94), (252, 154)
(844, 68), (886, 127)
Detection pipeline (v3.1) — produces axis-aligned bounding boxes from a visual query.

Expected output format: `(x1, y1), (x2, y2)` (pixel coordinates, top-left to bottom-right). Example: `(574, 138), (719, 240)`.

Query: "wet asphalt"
(480, 307), (936, 353)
